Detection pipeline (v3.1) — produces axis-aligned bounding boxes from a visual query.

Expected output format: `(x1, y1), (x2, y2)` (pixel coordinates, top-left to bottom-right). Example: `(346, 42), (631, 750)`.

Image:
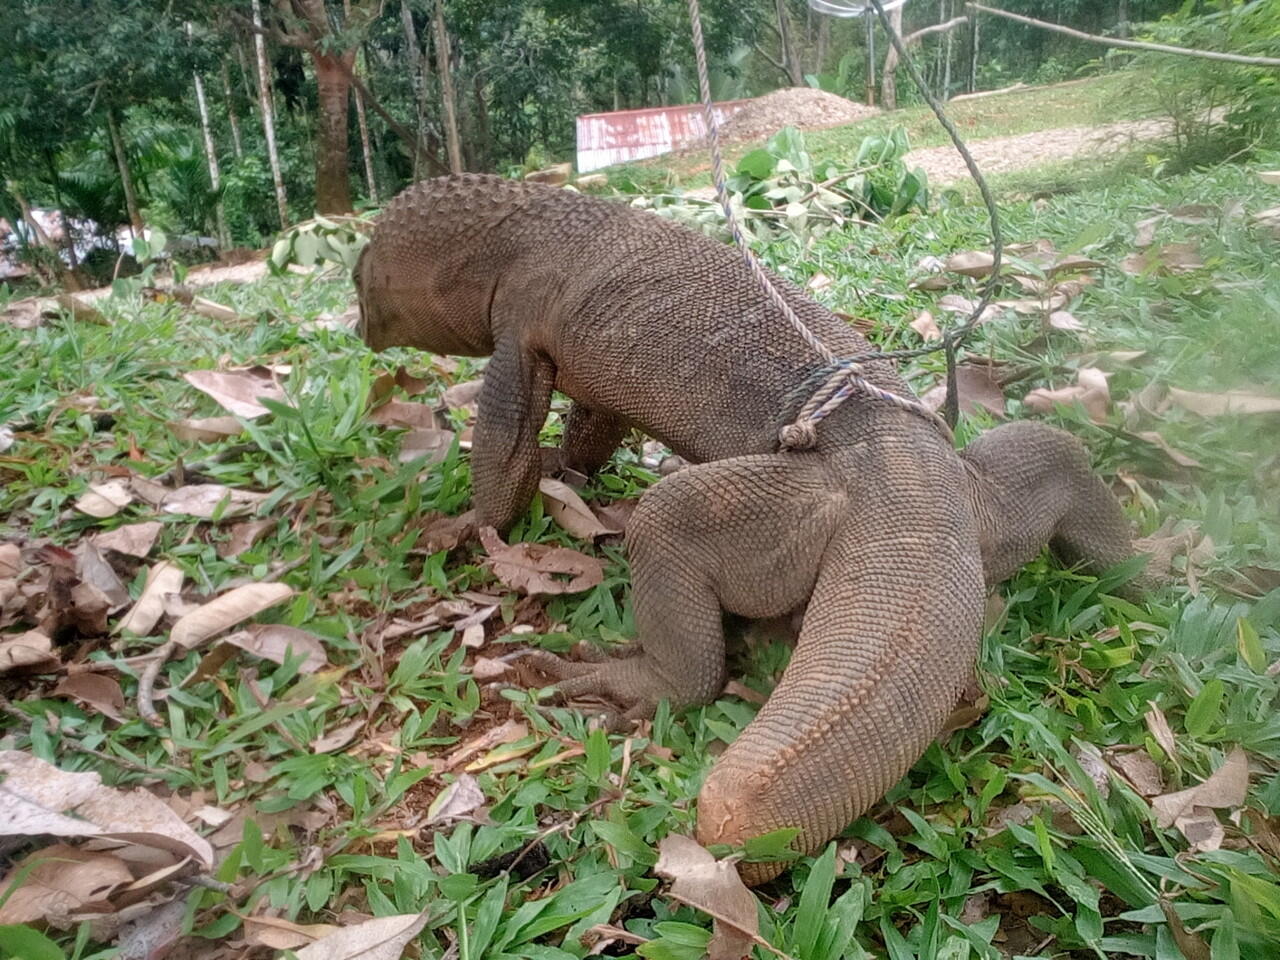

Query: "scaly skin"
(357, 174), (1160, 883)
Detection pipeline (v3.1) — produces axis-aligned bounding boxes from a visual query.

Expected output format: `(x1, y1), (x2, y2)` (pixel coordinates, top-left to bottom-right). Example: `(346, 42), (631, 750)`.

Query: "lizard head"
(353, 232), (495, 357)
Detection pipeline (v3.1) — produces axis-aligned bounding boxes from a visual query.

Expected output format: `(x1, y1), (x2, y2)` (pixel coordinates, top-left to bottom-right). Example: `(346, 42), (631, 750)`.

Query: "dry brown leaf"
(1024, 367), (1110, 423)
(592, 498), (639, 534)
(805, 272), (831, 291)
(397, 427), (455, 464)
(293, 911), (432, 960)
(1047, 310), (1084, 332)
(0, 843), (133, 925)
(1145, 703), (1179, 759)
(654, 834), (759, 960)
(540, 478), (619, 540)
(1152, 746), (1249, 852)
(479, 527), (604, 596)
(219, 518), (275, 558)
(161, 483), (270, 520)
(945, 250), (996, 277)
(183, 369), (289, 419)
(1167, 386), (1280, 417)
(369, 365), (433, 406)
(244, 915), (343, 950)
(921, 363), (1006, 418)
(0, 630), (59, 674)
(0, 751), (214, 867)
(1133, 215), (1161, 248)
(77, 542), (130, 611)
(170, 582), (294, 650)
(910, 309), (941, 342)
(1121, 242), (1204, 276)
(94, 521), (162, 559)
(369, 399), (441, 430)
(421, 511), (477, 553)
(443, 379), (484, 411)
(1108, 750), (1164, 797)
(0, 543), (19, 579)
(311, 718), (364, 754)
(1047, 254), (1105, 276)
(427, 773), (486, 823)
(1159, 899), (1211, 960)
(1135, 431), (1202, 469)
(222, 624), (328, 672)
(54, 673), (127, 722)
(116, 560), (184, 636)
(443, 719), (528, 770)
(76, 479), (135, 519)
(167, 416), (244, 443)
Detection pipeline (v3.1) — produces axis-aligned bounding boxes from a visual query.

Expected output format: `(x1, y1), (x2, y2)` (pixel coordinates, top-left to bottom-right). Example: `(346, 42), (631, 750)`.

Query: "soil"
(719, 87), (881, 143)
(903, 117), (1175, 185)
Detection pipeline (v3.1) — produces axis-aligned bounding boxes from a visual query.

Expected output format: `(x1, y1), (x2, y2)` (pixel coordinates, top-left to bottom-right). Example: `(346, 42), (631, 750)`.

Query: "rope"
(684, 0), (1005, 446)
(686, 0), (946, 449)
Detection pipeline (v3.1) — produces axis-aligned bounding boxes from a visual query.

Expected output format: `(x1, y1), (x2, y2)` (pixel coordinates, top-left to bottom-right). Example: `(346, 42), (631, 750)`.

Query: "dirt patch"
(720, 87), (880, 143)
(904, 117), (1176, 185)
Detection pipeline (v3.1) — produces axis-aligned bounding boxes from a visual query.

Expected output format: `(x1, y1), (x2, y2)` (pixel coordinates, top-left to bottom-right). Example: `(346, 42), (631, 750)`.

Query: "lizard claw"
(518, 648), (662, 718)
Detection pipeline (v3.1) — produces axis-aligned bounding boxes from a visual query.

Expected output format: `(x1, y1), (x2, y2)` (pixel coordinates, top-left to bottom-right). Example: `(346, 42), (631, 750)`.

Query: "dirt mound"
(720, 87), (879, 143)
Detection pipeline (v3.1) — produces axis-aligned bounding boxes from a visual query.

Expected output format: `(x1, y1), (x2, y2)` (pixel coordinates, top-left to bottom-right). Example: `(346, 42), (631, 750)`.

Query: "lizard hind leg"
(522, 452), (846, 719)
(959, 420), (1165, 591)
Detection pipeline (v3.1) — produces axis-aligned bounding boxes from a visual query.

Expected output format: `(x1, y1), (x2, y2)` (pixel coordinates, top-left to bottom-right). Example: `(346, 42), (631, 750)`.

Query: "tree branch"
(902, 15), (970, 47)
(753, 43), (789, 79)
(967, 3), (1280, 67)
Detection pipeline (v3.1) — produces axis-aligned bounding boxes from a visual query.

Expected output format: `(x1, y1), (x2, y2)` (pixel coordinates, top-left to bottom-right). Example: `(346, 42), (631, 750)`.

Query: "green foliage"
(634, 125), (927, 244)
(1124, 0), (1280, 167)
(270, 214), (375, 273)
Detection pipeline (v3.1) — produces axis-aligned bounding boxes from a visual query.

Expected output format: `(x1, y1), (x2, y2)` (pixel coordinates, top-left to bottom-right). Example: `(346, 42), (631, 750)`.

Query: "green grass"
(1, 151), (1279, 960)
(603, 73), (1143, 194)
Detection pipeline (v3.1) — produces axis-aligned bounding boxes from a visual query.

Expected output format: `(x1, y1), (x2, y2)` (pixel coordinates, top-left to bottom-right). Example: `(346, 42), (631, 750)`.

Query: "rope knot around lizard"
(779, 420), (819, 451)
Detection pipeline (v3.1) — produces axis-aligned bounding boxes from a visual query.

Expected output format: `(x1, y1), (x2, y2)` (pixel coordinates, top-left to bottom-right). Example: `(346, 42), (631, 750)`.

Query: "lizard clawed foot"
(520, 648), (664, 720)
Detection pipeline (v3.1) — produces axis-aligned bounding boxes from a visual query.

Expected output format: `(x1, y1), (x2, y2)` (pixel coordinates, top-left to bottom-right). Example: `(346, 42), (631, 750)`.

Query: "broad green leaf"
(737, 149), (776, 180)
(1236, 618), (1265, 673)
(0, 925), (64, 960)
(1186, 678), (1224, 737)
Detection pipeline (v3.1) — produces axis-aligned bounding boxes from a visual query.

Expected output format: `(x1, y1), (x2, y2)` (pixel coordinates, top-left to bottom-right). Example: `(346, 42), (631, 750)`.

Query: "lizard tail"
(695, 458), (985, 885)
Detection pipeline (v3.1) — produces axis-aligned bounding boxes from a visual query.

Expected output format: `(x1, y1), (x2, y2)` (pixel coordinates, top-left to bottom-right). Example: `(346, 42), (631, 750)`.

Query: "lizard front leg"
(471, 336), (555, 533)
(525, 453), (847, 718)
(959, 420), (1169, 592)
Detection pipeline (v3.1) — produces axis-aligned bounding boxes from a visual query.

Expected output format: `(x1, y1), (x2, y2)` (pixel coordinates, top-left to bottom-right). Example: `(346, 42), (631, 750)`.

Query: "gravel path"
(904, 117), (1173, 184)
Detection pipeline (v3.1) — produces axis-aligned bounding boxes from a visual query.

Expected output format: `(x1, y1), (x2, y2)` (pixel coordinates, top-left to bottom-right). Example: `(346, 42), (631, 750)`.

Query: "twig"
(501, 793), (617, 879)
(153, 443), (258, 485)
(0, 696), (160, 775)
(967, 3), (1280, 67)
(666, 892), (798, 960)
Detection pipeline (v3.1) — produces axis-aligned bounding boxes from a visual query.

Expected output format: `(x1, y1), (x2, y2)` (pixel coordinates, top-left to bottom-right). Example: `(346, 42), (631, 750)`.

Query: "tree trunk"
(865, 15), (876, 106)
(222, 62), (244, 159)
(344, 0), (377, 204)
(472, 72), (494, 172)
(881, 4), (904, 110)
(815, 16), (830, 76)
(311, 51), (356, 213)
(107, 108), (143, 234)
(401, 0), (427, 181)
(251, 0), (289, 227)
(968, 14), (979, 94)
(943, 1), (955, 99)
(190, 38), (229, 247)
(433, 0), (464, 174)
(774, 0), (805, 87)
